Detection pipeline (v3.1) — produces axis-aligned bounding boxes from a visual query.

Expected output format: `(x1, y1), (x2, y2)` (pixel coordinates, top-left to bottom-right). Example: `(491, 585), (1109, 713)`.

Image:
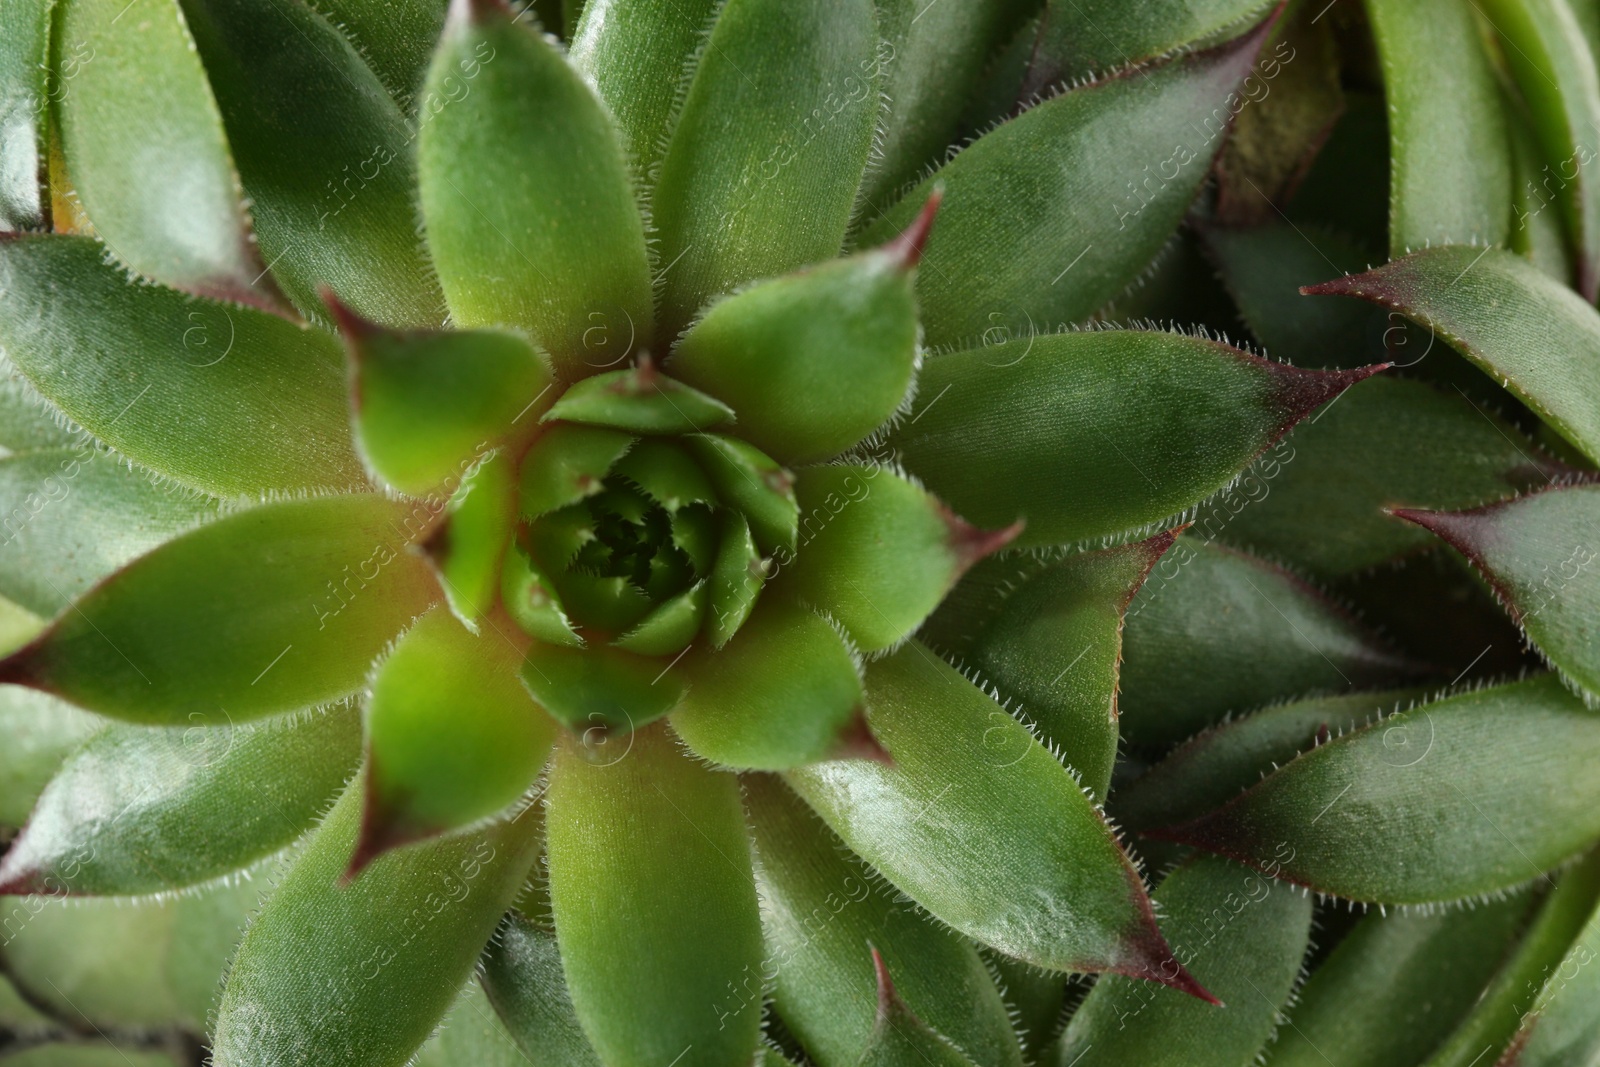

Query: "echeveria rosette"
(0, 0), (1405, 1064)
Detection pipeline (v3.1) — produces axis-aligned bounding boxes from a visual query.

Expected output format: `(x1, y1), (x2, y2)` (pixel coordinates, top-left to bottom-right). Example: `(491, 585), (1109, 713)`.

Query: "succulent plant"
(3, 0), (1600, 1065)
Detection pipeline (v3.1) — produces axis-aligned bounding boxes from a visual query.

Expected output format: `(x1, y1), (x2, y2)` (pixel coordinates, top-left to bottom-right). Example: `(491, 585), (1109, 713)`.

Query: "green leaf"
(0, 235), (364, 496)
(856, 26), (1268, 350)
(779, 464), (1018, 653)
(650, 0), (878, 341)
(0, 687), (99, 827)
(1305, 246), (1600, 465)
(501, 538), (584, 648)
(479, 910), (603, 1067)
(1219, 376), (1563, 578)
(429, 450), (519, 629)
(1264, 896), (1537, 1067)
(542, 362), (734, 434)
(0, 1047), (178, 1067)
(213, 778), (541, 1067)
(1477, 0), (1600, 298)
(612, 581), (705, 655)
(745, 775), (1023, 1067)
(0, 448), (218, 617)
(672, 600), (865, 769)
(1509, 87), (1576, 284)
(856, 951), (983, 1067)
(1363, 0), (1513, 254)
(311, 0), (448, 109)
(1156, 675), (1600, 903)
(890, 329), (1379, 548)
(1201, 223), (1385, 370)
(786, 644), (1202, 990)
(983, 952), (1067, 1062)
(0, 494), (438, 724)
(1023, 0), (1271, 90)
(666, 205), (927, 465)
(545, 724), (765, 1067)
(923, 532), (1179, 801)
(1053, 856), (1312, 1067)
(337, 306), (554, 496)
(0, 0), (50, 229)
(0, 971), (52, 1035)
(358, 606), (554, 869)
(861, 1), (1036, 210)
(1113, 688), (1428, 836)
(54, 0), (285, 312)
(518, 425), (637, 522)
(0, 367), (80, 453)
(612, 439), (716, 512)
(0, 705), (359, 895)
(413, 976), (545, 1067)
(568, 0), (719, 182)
(1396, 485), (1600, 701)
(1500, 860), (1600, 1066)
(177, 0), (445, 326)
(707, 512), (764, 648)
(1119, 541), (1417, 748)
(681, 434), (798, 553)
(519, 642), (682, 738)
(1416, 850), (1600, 1067)
(420, 0), (653, 378)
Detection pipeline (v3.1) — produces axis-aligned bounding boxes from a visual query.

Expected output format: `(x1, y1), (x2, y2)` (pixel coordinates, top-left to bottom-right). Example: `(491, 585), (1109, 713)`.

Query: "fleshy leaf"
(682, 434), (799, 552)
(519, 642), (683, 738)
(746, 774), (1024, 1067)
(0, 235), (364, 496)
(542, 362), (735, 434)
(0, 449), (218, 617)
(1305, 246), (1600, 464)
(177, 0), (445, 326)
(336, 303), (554, 496)
(356, 606), (554, 871)
(1499, 857), (1600, 1066)
(545, 724), (764, 1067)
(501, 538), (585, 649)
(1415, 851), (1600, 1067)
(890, 329), (1380, 548)
(413, 978), (544, 1067)
(1022, 0), (1271, 92)
(1114, 688), (1428, 836)
(0, 494), (438, 724)
(311, 0), (448, 109)
(1478, 0), (1600, 298)
(1265, 896), (1537, 1067)
(611, 439), (716, 512)
(1364, 0), (1513, 253)
(428, 450), (519, 629)
(672, 600), (865, 770)
(420, 0), (654, 377)
(0, 705), (359, 896)
(1395, 485), (1600, 700)
(568, 0), (719, 182)
(55, 0), (285, 312)
(923, 532), (1179, 801)
(212, 776), (541, 1067)
(611, 581), (705, 656)
(983, 953), (1066, 1063)
(479, 910), (603, 1067)
(0, 0), (51, 229)
(775, 465), (1018, 652)
(857, 23), (1268, 349)
(786, 644), (1205, 992)
(1155, 675), (1600, 903)
(857, 951), (982, 1067)
(650, 0), (878, 340)
(0, 369), (80, 452)
(1053, 856), (1312, 1067)
(518, 425), (637, 522)
(667, 200), (929, 465)
(707, 512), (765, 648)
(1221, 376), (1564, 578)
(0, 687), (100, 827)
(1119, 542), (1417, 747)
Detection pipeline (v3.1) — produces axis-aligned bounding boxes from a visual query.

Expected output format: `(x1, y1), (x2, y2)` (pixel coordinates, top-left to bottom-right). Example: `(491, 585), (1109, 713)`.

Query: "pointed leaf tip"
(447, 0), (513, 28)
(870, 945), (899, 1019)
(321, 286), (382, 343)
(882, 189), (943, 270)
(1387, 505), (1489, 552)
(341, 770), (422, 886)
(830, 711), (894, 766)
(944, 512), (1025, 570)
(1267, 360), (1388, 427)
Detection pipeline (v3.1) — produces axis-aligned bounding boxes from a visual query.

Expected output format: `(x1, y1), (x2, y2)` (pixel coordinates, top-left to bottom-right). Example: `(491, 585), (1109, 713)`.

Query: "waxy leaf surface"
(480, 910), (604, 1067)
(0, 0), (51, 229)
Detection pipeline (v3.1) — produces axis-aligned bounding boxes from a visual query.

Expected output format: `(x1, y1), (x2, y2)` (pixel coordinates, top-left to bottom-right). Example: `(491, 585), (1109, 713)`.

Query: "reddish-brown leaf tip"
(944, 510), (1024, 571)
(1388, 505), (1497, 558)
(869, 945), (900, 1021)
(320, 286), (383, 345)
(1118, 913), (1223, 1005)
(829, 710), (894, 766)
(447, 0), (514, 30)
(1265, 360), (1388, 431)
(882, 188), (943, 271)
(341, 766), (433, 886)
(0, 856), (50, 898)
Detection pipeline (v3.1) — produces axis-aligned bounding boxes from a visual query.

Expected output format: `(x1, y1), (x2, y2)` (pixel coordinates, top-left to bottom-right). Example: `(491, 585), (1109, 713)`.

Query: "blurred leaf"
(212, 777), (542, 1067)
(519, 642), (682, 738)
(412, 975), (543, 1067)
(1501, 861), (1600, 1064)
(0, 0), (51, 229)
(1363, 0), (1512, 253)
(313, 0), (448, 109)
(0, 369), (79, 453)
(0, 1045), (182, 1066)
(889, 330), (1377, 548)
(0, 235), (363, 496)
(1157, 675), (1600, 903)
(0, 704), (358, 895)
(787, 644), (1200, 990)
(479, 910), (603, 1067)
(1, 494), (438, 724)
(651, 0), (878, 340)
(1508, 87), (1576, 284)
(1286, 91), (1390, 253)
(545, 725), (765, 1067)
(179, 0), (445, 326)
(420, 1), (653, 377)
(0, 686), (99, 827)
(982, 952), (1066, 1061)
